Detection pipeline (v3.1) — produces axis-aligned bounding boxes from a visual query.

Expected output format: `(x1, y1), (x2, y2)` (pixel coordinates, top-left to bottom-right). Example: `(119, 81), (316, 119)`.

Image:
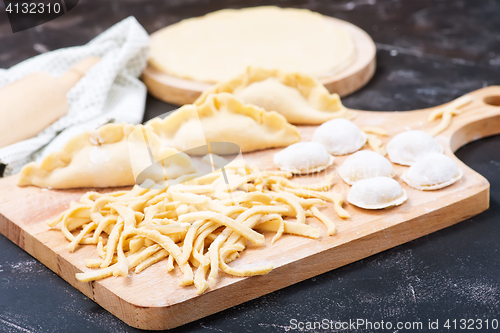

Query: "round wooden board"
(142, 16), (377, 106)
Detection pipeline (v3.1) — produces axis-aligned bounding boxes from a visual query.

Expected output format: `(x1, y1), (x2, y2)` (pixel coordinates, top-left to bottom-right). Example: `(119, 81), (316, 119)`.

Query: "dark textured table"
(1, 1), (500, 332)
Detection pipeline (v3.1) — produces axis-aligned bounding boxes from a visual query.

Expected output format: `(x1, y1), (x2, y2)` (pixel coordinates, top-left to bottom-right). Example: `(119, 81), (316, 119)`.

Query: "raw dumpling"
(339, 150), (395, 185)
(147, 93), (301, 155)
(312, 118), (367, 155)
(273, 142), (335, 174)
(18, 124), (195, 189)
(347, 176), (407, 209)
(402, 153), (463, 190)
(195, 67), (355, 124)
(387, 130), (443, 166)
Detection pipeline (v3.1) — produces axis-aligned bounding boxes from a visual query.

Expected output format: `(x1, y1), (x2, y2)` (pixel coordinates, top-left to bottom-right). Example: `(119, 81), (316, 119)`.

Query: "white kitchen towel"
(0, 16), (150, 176)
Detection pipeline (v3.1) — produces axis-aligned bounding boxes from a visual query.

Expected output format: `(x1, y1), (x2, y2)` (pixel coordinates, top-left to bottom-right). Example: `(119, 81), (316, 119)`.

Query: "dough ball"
(312, 118), (367, 155)
(402, 152), (463, 190)
(273, 141), (334, 174)
(339, 150), (395, 185)
(347, 176), (407, 209)
(387, 130), (442, 166)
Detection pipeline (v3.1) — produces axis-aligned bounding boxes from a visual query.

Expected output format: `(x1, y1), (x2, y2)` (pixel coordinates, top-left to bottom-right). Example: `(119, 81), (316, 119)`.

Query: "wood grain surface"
(1, 86), (499, 330)
(142, 16), (376, 106)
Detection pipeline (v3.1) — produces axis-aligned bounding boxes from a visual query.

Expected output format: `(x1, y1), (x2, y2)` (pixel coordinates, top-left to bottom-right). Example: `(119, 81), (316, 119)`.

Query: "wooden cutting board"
(1, 86), (499, 330)
(142, 16), (376, 106)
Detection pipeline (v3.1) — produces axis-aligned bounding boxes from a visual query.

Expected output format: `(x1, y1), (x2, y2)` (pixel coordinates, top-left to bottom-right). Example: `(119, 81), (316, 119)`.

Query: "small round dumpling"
(386, 130), (443, 165)
(312, 118), (367, 155)
(347, 176), (407, 209)
(402, 153), (463, 190)
(273, 142), (334, 174)
(339, 150), (396, 185)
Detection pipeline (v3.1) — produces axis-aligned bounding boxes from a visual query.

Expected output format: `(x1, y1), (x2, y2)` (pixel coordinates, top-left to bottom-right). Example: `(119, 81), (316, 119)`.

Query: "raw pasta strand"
(310, 206), (336, 236)
(100, 219), (124, 268)
(49, 166), (342, 294)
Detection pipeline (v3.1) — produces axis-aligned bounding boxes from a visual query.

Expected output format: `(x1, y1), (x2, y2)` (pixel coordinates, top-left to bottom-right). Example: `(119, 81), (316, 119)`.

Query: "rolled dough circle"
(149, 6), (356, 83)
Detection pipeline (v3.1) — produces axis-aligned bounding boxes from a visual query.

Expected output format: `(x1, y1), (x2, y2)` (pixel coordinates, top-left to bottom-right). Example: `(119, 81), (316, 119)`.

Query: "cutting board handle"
(58, 56), (101, 93)
(448, 86), (500, 151)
